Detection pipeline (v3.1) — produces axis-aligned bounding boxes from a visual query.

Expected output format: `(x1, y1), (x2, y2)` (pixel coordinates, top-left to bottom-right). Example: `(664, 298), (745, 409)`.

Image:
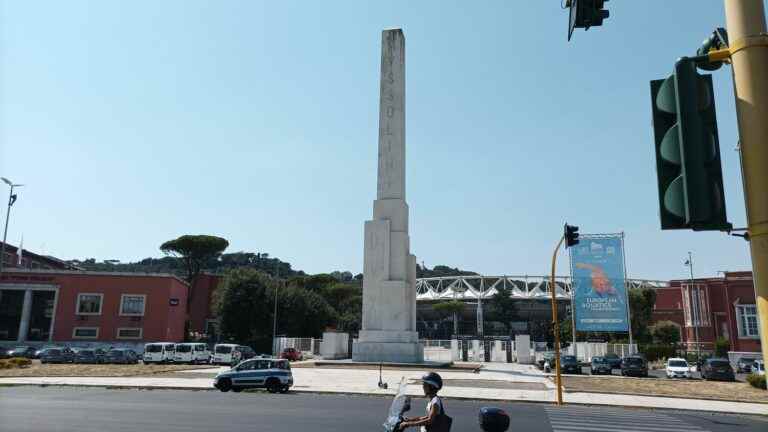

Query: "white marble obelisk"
(353, 29), (423, 363)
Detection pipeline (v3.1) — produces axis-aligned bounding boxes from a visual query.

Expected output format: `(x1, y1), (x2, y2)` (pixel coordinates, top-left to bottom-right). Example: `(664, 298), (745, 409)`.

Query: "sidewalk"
(0, 363), (765, 416)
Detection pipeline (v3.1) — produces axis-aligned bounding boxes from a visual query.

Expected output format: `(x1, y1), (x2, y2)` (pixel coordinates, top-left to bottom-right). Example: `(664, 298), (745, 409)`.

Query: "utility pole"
(723, 0), (768, 368)
(550, 234), (566, 406)
(686, 252), (701, 361)
(272, 261), (280, 356)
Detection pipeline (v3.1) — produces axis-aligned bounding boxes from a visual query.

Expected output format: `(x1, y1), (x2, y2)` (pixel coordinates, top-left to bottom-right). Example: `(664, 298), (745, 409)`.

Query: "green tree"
(160, 235), (229, 285)
(486, 286), (518, 331)
(432, 300), (465, 336)
(212, 268), (274, 346)
(650, 320), (681, 345)
(320, 282), (362, 333)
(628, 287), (657, 343)
(275, 285), (336, 338)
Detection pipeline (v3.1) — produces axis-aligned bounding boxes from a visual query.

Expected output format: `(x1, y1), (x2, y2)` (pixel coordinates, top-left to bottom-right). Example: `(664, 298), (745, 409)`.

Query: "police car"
(213, 358), (293, 393)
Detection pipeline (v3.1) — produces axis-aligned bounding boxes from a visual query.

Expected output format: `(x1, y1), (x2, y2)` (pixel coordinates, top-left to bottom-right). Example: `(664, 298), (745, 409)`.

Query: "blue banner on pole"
(570, 236), (629, 332)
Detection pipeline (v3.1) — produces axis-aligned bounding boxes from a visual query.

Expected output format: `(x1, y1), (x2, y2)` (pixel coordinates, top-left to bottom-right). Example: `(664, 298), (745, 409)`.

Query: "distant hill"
(417, 264), (478, 278)
(67, 252), (303, 279)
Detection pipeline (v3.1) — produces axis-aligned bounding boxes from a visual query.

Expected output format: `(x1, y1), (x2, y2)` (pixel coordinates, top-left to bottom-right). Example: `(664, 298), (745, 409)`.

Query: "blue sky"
(0, 1), (756, 280)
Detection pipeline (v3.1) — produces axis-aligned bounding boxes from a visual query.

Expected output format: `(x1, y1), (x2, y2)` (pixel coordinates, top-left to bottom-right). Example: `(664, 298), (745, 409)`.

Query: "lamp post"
(684, 252), (701, 362)
(0, 177), (24, 274)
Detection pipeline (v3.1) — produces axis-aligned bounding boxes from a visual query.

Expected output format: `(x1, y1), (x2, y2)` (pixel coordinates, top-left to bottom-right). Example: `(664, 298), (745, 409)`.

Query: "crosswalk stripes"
(544, 406), (710, 432)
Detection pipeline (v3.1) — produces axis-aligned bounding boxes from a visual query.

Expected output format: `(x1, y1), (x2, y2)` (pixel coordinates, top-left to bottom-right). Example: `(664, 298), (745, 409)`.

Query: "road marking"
(545, 406), (709, 432)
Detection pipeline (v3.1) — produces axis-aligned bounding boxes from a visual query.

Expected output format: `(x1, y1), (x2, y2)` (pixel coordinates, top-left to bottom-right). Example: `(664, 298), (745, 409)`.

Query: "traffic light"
(568, 0), (610, 41)
(650, 58), (731, 231)
(564, 224), (579, 248)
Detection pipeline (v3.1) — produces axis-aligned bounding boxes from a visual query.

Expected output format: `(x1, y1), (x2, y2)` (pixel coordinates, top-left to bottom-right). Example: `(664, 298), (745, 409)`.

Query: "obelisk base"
(352, 333), (423, 363)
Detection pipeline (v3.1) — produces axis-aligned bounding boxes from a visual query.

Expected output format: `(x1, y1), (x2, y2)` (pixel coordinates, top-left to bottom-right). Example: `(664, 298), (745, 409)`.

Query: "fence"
(274, 337), (322, 357)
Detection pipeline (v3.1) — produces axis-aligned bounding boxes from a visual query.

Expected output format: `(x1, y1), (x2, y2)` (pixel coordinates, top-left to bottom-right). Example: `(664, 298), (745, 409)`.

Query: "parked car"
(621, 356), (648, 377)
(34, 345), (59, 359)
(280, 347), (303, 362)
(143, 343), (176, 364)
(174, 343), (210, 364)
(214, 358), (293, 393)
(105, 349), (139, 364)
(211, 344), (239, 365)
(736, 357), (757, 373)
(5, 346), (37, 359)
(538, 352), (555, 370)
(603, 353), (622, 370)
(74, 348), (106, 364)
(701, 358), (735, 381)
(752, 360), (765, 376)
(39, 347), (75, 364)
(665, 358), (691, 379)
(590, 356), (612, 375)
(560, 355), (581, 374)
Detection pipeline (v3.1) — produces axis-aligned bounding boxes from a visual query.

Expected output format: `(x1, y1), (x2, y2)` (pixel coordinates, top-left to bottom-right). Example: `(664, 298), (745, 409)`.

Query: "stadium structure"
(414, 275), (668, 340)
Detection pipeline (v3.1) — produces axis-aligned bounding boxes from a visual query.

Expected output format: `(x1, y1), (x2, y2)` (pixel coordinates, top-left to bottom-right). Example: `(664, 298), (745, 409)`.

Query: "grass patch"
(0, 357), (32, 369)
(0, 361), (217, 378)
(559, 375), (768, 403)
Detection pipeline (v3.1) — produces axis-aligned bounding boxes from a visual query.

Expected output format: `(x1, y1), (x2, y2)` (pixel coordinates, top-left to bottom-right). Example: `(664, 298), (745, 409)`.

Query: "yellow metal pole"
(724, 0), (768, 369)
(551, 234), (565, 405)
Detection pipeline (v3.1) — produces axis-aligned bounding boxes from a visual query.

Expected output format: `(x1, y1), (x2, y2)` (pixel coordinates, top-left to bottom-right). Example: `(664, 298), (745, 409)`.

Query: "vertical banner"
(570, 235), (629, 332)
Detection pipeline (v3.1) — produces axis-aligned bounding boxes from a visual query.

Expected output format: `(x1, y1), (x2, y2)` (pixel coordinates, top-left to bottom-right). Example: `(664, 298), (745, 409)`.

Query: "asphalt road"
(0, 387), (765, 432)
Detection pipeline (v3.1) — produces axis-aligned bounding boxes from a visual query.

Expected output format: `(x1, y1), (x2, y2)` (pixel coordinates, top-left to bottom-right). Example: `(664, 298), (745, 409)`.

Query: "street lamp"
(0, 177), (24, 274)
(684, 252), (701, 362)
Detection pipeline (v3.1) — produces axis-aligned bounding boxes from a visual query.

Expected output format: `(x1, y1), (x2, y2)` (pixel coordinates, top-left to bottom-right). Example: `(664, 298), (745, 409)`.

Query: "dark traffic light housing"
(568, 0), (610, 41)
(650, 57), (731, 231)
(565, 224), (580, 248)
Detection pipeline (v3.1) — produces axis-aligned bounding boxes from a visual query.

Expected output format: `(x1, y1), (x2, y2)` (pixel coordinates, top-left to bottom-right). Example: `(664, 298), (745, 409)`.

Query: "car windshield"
(145, 345), (163, 353)
(740, 358), (756, 364)
(108, 350), (124, 357)
(669, 360), (688, 367)
(176, 345), (192, 353)
(592, 358), (606, 364)
(78, 350), (94, 356)
(216, 346), (232, 354)
(709, 360), (730, 368)
(605, 354), (619, 359)
(561, 356), (577, 364)
(47, 349), (61, 355)
(11, 347), (29, 352)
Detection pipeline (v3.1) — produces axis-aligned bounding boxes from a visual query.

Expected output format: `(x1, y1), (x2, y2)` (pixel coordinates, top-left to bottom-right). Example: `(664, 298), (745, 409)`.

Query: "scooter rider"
(398, 372), (445, 431)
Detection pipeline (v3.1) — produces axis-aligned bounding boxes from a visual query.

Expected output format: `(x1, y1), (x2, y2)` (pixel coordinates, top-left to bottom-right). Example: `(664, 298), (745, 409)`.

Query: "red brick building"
(652, 271), (761, 353)
(0, 269), (190, 345)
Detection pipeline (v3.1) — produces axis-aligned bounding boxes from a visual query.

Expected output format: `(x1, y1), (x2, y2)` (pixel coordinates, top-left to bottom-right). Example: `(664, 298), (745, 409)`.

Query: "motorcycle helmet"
(421, 372), (443, 391)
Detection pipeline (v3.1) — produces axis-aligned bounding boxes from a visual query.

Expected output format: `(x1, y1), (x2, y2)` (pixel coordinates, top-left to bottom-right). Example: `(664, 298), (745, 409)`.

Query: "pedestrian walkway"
(545, 405), (711, 432)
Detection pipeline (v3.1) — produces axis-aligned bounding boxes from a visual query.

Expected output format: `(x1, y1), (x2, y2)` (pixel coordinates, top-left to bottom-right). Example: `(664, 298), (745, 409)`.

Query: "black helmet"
(421, 372), (443, 391)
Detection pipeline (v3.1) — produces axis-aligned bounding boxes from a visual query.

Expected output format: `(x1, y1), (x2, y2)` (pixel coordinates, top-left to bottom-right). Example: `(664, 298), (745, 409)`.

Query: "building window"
(72, 327), (99, 339)
(76, 293), (103, 315)
(116, 328), (143, 339)
(119, 294), (146, 316)
(736, 305), (759, 338)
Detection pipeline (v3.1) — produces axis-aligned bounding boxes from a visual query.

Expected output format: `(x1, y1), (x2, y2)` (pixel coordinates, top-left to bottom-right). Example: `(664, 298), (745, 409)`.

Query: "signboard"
(570, 236), (629, 332)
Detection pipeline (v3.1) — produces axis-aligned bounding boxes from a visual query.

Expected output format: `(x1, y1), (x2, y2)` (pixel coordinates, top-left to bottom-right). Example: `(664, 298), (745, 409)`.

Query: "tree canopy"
(628, 287), (657, 343)
(160, 235), (229, 283)
(650, 320), (681, 345)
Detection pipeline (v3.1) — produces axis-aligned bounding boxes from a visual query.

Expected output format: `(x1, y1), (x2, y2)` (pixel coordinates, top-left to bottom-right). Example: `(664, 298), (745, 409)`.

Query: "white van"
(143, 342), (176, 364)
(211, 344), (240, 365)
(174, 343), (210, 364)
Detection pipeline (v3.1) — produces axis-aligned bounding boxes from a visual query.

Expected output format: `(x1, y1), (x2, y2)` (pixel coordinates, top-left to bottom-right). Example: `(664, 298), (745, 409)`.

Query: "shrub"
(639, 344), (676, 362)
(650, 321), (681, 345)
(0, 357), (32, 369)
(714, 337), (730, 357)
(746, 374), (766, 390)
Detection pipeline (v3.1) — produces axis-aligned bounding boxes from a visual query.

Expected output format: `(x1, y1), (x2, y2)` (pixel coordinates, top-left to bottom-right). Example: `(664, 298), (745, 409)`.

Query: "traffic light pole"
(550, 234), (565, 406)
(723, 0), (768, 368)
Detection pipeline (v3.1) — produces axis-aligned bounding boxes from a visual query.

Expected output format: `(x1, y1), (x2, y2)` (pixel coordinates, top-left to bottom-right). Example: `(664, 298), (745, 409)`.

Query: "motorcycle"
(382, 378), (510, 432)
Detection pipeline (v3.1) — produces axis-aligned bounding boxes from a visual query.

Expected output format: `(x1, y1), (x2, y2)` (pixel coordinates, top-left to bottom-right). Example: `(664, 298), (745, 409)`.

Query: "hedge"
(746, 374), (766, 390)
